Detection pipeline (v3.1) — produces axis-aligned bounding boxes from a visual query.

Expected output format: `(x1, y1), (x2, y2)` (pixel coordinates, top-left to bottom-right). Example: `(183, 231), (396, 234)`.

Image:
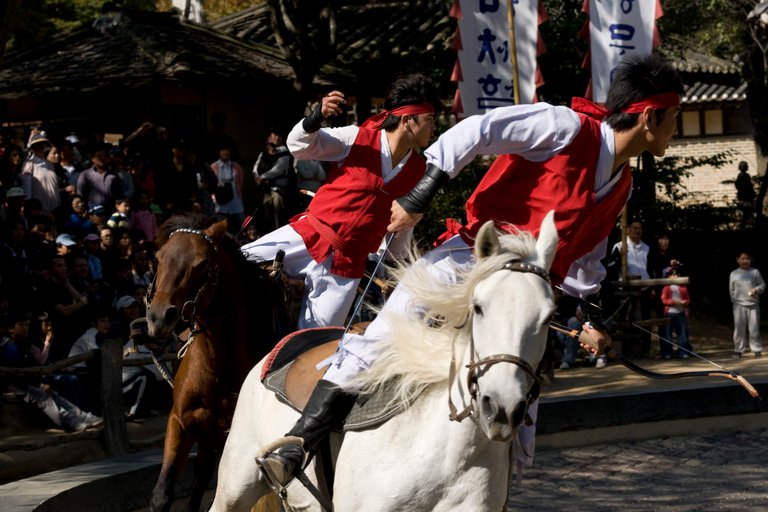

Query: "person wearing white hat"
(22, 132), (62, 214)
(55, 233), (78, 256)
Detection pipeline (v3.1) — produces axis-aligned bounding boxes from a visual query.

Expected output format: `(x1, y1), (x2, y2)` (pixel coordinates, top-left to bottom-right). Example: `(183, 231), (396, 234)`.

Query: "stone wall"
(664, 136), (761, 206)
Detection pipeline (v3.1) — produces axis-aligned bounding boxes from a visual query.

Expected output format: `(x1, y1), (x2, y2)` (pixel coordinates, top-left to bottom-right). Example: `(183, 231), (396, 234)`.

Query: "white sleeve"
(287, 120), (358, 163)
(424, 103), (581, 178)
(560, 238), (610, 299)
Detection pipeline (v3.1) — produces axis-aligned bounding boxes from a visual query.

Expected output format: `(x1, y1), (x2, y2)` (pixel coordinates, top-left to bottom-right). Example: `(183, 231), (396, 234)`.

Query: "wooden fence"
(0, 338), (175, 456)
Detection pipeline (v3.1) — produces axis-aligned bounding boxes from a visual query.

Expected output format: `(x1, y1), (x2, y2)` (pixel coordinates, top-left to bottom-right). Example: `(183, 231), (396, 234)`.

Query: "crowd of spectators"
(0, 120), (248, 430)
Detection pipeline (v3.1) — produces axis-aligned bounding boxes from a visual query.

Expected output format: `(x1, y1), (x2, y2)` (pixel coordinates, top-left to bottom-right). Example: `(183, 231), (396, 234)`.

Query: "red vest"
(291, 128), (426, 277)
(459, 113), (632, 285)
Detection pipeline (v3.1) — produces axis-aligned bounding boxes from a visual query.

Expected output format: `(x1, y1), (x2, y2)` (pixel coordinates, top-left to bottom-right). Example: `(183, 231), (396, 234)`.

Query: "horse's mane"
(348, 227), (539, 405)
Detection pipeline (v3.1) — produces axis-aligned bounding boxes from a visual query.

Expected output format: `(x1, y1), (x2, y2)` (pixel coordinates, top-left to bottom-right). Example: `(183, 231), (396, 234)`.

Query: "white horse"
(211, 212), (558, 511)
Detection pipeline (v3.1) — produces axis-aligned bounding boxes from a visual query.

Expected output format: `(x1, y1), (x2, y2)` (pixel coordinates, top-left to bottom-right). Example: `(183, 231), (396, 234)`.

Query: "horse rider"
(243, 74), (442, 483)
(258, 54), (684, 489)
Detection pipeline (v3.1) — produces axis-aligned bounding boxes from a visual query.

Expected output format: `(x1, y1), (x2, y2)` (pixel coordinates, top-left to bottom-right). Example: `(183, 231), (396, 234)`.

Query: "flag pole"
(506, 0), (521, 105)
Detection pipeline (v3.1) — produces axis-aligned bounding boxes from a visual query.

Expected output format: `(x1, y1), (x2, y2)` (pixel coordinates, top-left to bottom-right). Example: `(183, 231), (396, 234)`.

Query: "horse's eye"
(473, 303), (483, 316)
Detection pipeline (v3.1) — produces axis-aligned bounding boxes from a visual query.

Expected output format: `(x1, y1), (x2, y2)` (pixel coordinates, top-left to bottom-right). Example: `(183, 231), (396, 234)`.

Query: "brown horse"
(146, 214), (294, 512)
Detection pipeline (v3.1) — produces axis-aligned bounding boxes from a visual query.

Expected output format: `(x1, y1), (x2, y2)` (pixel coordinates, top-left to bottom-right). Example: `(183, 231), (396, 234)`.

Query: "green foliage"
(538, 0), (589, 105)
(5, 0), (157, 50)
(629, 151), (737, 234)
(657, 0), (746, 58)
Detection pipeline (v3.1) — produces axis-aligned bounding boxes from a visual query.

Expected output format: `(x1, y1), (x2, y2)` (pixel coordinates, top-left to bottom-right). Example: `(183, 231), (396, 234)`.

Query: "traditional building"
(667, 51), (756, 206)
(0, 9), (310, 163)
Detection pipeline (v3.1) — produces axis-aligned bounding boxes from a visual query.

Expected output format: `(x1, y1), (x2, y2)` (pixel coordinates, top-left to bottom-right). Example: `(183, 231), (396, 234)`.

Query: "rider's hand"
(321, 91), (346, 118)
(387, 200), (423, 233)
(579, 323), (611, 355)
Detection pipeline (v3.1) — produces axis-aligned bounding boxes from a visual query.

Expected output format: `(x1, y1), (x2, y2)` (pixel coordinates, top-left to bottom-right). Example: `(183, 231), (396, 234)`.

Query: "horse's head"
(469, 211), (557, 442)
(146, 217), (228, 340)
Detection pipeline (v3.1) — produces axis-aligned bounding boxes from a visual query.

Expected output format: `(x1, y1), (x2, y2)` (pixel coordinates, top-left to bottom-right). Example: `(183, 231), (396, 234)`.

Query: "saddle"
(261, 324), (421, 430)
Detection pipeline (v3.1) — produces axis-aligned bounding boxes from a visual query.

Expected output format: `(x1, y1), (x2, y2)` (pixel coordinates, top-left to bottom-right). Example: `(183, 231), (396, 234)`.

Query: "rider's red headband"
(620, 92), (680, 114)
(361, 103), (435, 129)
(571, 92), (680, 121)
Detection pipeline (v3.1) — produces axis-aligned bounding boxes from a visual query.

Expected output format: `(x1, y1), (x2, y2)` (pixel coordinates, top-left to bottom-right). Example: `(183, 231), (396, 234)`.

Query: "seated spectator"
(83, 233), (104, 280)
(1, 186), (26, 225)
(129, 247), (153, 288)
(22, 310), (89, 409)
(98, 227), (122, 280)
(87, 204), (108, 231)
(0, 219), (30, 301)
(121, 317), (168, 419)
(0, 310), (101, 432)
(112, 295), (141, 340)
(68, 306), (112, 369)
(63, 194), (97, 238)
(42, 254), (90, 361)
(27, 215), (57, 271)
(67, 305), (112, 412)
(55, 233), (78, 257)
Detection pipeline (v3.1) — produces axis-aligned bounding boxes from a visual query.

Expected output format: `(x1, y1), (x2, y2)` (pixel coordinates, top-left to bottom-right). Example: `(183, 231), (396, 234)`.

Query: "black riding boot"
(260, 379), (356, 487)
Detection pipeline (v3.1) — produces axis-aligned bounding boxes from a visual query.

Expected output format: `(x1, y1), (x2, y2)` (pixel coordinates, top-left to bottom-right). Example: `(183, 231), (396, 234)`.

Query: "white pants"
(324, 235), (474, 386)
(733, 304), (763, 354)
(241, 225), (360, 329)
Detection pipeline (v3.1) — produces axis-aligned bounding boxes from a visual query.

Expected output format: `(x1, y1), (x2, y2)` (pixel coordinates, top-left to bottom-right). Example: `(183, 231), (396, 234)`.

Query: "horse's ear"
(206, 219), (229, 242)
(534, 210), (559, 271)
(475, 221), (501, 260)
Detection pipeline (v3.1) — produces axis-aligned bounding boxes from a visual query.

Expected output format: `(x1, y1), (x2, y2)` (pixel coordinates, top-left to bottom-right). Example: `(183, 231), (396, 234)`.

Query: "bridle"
(146, 228), (220, 324)
(449, 259), (551, 423)
(145, 228), (221, 371)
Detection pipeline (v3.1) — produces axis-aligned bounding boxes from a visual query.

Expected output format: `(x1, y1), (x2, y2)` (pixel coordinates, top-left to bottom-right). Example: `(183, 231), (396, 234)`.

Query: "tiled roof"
(0, 10), (298, 100)
(211, 1), (453, 83)
(670, 50), (741, 74)
(683, 81), (748, 104)
(668, 51), (746, 104)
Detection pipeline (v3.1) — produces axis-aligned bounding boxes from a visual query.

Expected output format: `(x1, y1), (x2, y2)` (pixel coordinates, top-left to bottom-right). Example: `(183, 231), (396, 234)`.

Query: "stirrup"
(256, 436), (333, 512)
(255, 436), (306, 495)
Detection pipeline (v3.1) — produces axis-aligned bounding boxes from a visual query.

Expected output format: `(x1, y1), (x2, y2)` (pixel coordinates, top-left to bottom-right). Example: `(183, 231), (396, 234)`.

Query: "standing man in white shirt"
(610, 219), (652, 357)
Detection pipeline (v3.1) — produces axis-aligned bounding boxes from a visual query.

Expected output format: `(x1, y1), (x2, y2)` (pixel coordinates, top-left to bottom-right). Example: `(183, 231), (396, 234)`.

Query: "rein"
(448, 259), (550, 423)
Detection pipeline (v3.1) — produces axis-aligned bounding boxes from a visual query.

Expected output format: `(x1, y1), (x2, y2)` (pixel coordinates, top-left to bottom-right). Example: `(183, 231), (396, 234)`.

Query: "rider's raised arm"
(287, 91), (358, 164)
(395, 104), (582, 217)
(424, 103), (581, 178)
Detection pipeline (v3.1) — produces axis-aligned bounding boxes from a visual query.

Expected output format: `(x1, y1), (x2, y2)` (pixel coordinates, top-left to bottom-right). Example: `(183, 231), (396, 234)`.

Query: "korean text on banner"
(589, 0), (656, 103)
(456, 0), (539, 117)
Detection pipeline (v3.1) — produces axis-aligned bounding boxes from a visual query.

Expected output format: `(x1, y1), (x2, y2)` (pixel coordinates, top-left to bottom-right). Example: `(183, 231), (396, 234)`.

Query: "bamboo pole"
(506, 0), (521, 105)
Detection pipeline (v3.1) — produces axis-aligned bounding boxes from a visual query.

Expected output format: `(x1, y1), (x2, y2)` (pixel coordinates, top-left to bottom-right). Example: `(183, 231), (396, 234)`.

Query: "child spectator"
(729, 251), (765, 358)
(107, 198), (131, 231)
(129, 192), (158, 244)
(660, 263), (692, 359)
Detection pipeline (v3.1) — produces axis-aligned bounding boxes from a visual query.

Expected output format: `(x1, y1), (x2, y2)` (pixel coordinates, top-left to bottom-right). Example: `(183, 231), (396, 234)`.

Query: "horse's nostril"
(163, 306), (178, 325)
(480, 395), (508, 424)
(511, 401), (527, 427)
